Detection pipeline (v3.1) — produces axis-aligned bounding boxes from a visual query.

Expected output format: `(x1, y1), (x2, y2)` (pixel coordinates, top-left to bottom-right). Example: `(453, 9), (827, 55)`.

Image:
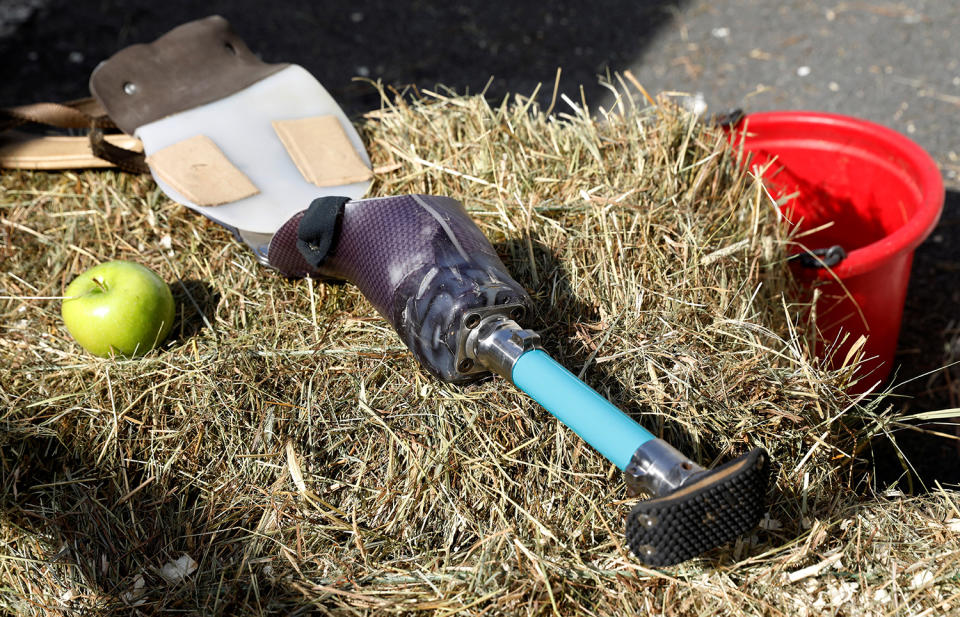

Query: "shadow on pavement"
(0, 0), (688, 116)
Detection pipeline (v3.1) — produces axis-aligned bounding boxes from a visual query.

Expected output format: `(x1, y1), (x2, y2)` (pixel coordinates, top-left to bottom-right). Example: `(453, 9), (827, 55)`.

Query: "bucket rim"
(734, 110), (945, 280)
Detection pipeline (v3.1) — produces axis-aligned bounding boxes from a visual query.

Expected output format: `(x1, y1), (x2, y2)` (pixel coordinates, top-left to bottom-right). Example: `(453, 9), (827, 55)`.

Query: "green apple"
(61, 260), (176, 357)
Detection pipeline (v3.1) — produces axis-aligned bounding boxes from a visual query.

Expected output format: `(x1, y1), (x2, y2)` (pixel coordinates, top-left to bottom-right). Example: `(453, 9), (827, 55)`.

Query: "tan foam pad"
(272, 115), (372, 188)
(146, 135), (258, 207)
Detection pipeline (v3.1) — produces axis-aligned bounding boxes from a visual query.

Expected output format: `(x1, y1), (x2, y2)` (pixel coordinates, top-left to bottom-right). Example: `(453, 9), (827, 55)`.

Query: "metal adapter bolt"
(624, 439), (705, 498)
(466, 316), (541, 380)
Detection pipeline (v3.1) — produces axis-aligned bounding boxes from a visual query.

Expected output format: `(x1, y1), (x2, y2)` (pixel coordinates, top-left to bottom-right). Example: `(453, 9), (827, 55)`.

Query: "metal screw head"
(636, 513), (658, 528)
(457, 358), (474, 373)
(636, 544), (657, 559)
(122, 82), (137, 95)
(464, 313), (481, 329)
(508, 328), (541, 351)
(755, 453), (767, 470)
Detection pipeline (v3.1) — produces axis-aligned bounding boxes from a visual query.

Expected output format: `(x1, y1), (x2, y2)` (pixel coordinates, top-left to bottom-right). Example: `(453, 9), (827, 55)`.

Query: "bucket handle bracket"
(793, 245), (846, 269)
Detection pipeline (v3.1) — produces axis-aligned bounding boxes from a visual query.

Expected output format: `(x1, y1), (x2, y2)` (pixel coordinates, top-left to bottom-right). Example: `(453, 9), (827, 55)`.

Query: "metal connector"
(623, 438), (705, 498)
(464, 315), (541, 380)
(451, 303), (527, 377)
(236, 228), (274, 266)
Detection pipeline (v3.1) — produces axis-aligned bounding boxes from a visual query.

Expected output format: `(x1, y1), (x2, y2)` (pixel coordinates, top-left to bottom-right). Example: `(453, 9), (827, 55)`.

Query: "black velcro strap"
(296, 196), (350, 268)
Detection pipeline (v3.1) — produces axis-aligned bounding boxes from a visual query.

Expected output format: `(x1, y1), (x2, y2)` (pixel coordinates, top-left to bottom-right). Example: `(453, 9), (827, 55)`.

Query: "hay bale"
(1, 83), (956, 615)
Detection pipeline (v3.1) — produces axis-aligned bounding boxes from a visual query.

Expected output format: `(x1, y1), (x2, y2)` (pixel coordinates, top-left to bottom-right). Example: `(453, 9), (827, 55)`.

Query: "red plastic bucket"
(730, 111), (944, 389)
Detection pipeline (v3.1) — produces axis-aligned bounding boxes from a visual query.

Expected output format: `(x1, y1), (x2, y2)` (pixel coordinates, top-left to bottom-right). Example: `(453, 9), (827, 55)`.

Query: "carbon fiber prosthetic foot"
(624, 442), (769, 567)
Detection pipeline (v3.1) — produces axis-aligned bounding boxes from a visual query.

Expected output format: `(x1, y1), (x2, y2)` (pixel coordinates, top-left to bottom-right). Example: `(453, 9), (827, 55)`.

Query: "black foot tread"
(625, 448), (769, 567)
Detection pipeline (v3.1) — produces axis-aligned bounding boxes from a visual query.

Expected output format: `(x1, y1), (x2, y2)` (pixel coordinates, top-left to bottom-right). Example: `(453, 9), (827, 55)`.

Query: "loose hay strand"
(0, 82), (956, 615)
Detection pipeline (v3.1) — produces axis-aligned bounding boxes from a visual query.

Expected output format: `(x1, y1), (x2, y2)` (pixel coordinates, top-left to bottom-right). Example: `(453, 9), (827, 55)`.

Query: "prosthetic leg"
(268, 194), (770, 567)
(91, 17), (769, 566)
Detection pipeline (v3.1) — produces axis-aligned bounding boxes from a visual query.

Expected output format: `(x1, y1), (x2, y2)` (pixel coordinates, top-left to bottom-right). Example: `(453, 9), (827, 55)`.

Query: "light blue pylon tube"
(511, 349), (655, 470)
(469, 318), (769, 566)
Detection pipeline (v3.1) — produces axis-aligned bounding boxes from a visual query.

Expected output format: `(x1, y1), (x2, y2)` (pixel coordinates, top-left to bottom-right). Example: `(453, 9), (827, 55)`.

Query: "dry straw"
(1, 80), (957, 615)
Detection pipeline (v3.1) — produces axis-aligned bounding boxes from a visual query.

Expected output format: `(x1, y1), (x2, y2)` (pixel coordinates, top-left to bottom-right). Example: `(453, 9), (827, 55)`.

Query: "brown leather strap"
(90, 16), (287, 135)
(89, 128), (150, 174)
(0, 97), (115, 132)
(0, 96), (148, 173)
(0, 131), (143, 170)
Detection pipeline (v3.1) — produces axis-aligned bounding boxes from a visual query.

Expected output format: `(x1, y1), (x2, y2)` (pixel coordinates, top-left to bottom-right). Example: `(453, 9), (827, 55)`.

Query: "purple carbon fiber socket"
(269, 194), (532, 382)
